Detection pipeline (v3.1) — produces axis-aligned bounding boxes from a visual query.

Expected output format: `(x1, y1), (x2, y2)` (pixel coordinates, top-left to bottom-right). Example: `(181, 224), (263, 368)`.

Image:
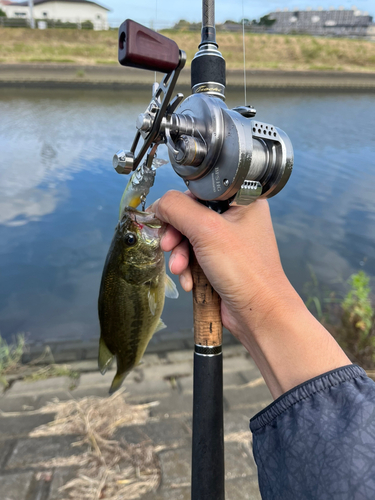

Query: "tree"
(258, 14), (276, 27)
(0, 8), (7, 17)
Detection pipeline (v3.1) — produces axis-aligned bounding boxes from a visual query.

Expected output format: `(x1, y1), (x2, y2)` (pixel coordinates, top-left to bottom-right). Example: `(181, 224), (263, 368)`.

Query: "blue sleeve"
(250, 365), (375, 500)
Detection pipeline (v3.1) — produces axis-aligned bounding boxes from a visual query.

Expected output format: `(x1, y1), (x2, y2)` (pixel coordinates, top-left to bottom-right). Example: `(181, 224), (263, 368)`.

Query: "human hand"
(151, 191), (296, 339)
(151, 190), (351, 397)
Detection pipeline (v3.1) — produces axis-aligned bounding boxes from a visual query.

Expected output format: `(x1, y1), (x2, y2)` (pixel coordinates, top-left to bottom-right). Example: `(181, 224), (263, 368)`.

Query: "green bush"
(339, 271), (375, 367)
(0, 8), (7, 17)
(81, 20), (94, 30)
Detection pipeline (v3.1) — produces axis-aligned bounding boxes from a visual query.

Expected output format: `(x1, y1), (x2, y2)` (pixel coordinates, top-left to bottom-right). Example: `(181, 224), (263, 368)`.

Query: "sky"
(103, 0), (374, 28)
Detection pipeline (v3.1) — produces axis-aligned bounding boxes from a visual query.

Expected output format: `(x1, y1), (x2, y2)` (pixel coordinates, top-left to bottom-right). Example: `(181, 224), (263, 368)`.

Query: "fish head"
(116, 207), (166, 266)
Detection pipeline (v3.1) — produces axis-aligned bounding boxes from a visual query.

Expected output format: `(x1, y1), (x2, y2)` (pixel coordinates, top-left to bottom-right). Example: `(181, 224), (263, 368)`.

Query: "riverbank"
(0, 344), (267, 500)
(1, 63), (375, 90)
(1, 28), (375, 73)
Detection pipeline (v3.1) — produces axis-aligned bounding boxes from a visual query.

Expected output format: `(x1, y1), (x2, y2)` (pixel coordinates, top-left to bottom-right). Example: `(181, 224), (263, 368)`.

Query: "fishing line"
(242, 0), (247, 105)
(154, 0), (158, 84)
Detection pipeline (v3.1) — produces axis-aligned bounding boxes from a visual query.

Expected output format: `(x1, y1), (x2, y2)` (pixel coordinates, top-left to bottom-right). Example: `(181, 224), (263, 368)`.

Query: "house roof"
(13, 0), (110, 11)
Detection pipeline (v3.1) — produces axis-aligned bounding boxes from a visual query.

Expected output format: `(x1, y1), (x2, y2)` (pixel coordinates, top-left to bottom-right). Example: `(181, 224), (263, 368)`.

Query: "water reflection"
(0, 88), (374, 345)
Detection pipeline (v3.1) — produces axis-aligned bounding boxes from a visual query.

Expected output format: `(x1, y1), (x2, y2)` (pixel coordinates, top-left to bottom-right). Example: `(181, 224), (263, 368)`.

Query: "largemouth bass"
(98, 207), (178, 394)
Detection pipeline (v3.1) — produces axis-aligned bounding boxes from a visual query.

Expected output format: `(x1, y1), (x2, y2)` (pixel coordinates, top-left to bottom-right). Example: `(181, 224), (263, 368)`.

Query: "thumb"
(151, 190), (221, 243)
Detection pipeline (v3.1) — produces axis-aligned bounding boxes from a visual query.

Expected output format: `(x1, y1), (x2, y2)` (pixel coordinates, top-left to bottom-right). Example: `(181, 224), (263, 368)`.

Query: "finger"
(152, 191), (222, 242)
(161, 224), (184, 252)
(168, 238), (190, 275)
(179, 267), (193, 292)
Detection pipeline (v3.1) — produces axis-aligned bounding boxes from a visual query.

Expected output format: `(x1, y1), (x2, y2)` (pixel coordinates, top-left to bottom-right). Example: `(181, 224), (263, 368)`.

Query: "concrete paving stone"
(6, 435), (85, 469)
(69, 385), (110, 399)
(223, 344), (247, 358)
(0, 412), (55, 439)
(67, 360), (103, 373)
(177, 371), (247, 394)
(224, 385), (271, 411)
(0, 471), (34, 500)
(0, 394), (39, 412)
(76, 370), (116, 387)
(225, 475), (262, 499)
(124, 378), (172, 399)
(224, 411), (252, 434)
(225, 441), (257, 480)
(0, 440), (16, 469)
(114, 425), (149, 445)
(142, 353), (165, 366)
(34, 391), (74, 410)
(80, 347), (99, 360)
(142, 486), (191, 500)
(159, 446), (191, 486)
(239, 369), (265, 384)
(50, 351), (81, 363)
(48, 467), (77, 500)
(142, 419), (190, 446)
(223, 357), (259, 374)
(147, 340), (187, 353)
(166, 350), (194, 364)
(149, 393), (193, 418)
(10, 377), (72, 396)
(142, 362), (193, 381)
(158, 331), (193, 342)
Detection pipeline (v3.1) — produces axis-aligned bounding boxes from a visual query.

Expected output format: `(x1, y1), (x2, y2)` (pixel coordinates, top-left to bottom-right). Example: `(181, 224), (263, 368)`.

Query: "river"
(0, 87), (374, 347)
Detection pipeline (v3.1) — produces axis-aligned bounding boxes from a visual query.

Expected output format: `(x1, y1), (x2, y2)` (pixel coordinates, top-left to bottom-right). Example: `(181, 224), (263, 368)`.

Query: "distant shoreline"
(1, 64), (375, 91)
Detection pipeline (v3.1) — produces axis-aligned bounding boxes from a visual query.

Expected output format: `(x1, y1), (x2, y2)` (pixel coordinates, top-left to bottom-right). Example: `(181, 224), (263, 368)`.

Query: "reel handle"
(118, 19), (180, 73)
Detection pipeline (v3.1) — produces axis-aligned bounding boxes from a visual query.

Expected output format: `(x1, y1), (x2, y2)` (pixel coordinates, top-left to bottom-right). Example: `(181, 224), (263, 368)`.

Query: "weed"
(23, 364), (79, 387)
(0, 334), (25, 387)
(303, 264), (340, 321)
(338, 271), (375, 368)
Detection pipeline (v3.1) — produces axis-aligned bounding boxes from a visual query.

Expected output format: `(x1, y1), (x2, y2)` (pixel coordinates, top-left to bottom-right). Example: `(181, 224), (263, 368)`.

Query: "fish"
(98, 207), (178, 394)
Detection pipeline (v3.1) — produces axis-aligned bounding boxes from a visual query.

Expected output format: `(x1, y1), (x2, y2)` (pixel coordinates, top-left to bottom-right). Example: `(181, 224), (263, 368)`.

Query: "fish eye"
(124, 232), (137, 246)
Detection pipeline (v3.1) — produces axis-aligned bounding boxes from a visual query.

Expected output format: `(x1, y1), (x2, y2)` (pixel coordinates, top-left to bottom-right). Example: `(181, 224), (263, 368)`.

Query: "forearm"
(235, 283), (351, 399)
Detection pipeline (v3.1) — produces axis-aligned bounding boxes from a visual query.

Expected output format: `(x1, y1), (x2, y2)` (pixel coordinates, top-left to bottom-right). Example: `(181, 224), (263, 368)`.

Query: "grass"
(0, 337), (79, 389)
(0, 334), (25, 387)
(23, 363), (80, 389)
(304, 268), (375, 369)
(0, 28), (375, 71)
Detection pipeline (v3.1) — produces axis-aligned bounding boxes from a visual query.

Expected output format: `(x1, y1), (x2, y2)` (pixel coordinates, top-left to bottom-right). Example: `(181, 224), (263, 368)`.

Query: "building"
(1, 0), (110, 30)
(267, 7), (373, 38)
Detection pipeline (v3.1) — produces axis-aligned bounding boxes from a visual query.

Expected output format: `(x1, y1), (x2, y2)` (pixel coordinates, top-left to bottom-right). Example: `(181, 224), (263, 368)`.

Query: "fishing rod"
(113, 2), (294, 498)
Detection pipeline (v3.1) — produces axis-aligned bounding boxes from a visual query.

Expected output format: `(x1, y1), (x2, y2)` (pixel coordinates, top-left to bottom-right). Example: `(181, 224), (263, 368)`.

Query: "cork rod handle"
(191, 252), (223, 346)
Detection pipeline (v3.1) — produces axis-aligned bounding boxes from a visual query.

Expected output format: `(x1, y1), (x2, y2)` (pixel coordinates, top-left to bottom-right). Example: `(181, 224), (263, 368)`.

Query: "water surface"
(0, 87), (374, 346)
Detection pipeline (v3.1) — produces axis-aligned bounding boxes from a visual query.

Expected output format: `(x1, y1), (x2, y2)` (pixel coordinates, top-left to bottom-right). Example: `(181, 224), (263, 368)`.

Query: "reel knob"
(113, 150), (134, 175)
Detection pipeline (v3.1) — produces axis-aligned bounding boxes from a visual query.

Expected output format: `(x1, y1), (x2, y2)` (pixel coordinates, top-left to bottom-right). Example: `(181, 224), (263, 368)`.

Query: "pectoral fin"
(164, 274), (179, 299)
(98, 337), (114, 375)
(148, 286), (158, 315)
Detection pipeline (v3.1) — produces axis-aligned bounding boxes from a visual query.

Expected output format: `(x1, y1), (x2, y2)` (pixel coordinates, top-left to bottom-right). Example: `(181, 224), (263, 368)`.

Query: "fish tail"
(98, 336), (114, 375)
(109, 370), (128, 394)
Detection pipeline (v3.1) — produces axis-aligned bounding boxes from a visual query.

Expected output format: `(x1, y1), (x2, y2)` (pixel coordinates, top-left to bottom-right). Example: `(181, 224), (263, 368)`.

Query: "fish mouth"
(127, 208), (165, 239)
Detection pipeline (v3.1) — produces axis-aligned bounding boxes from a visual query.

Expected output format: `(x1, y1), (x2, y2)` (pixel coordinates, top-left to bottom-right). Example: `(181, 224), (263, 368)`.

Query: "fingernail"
(180, 273), (186, 289)
(169, 254), (176, 274)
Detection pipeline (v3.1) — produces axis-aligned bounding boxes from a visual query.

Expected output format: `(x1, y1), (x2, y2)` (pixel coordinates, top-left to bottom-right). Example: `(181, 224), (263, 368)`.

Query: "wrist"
(233, 282), (351, 399)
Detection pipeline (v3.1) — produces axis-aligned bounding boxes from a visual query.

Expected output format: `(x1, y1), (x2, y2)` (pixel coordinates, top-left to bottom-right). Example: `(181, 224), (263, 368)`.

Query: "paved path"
(0, 344), (272, 499)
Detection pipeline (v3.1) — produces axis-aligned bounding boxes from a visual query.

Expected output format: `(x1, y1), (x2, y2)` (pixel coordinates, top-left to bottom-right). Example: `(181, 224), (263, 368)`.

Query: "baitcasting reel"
(113, 19), (293, 208)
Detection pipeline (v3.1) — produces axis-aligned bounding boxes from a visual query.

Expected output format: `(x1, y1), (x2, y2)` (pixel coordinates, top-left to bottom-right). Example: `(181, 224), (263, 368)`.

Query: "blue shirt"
(250, 365), (375, 499)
